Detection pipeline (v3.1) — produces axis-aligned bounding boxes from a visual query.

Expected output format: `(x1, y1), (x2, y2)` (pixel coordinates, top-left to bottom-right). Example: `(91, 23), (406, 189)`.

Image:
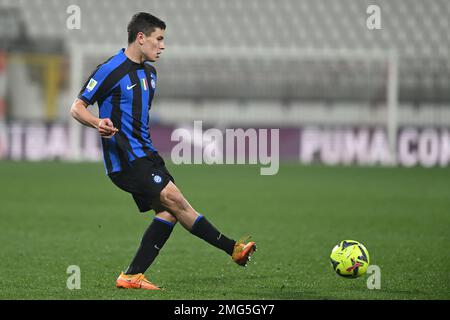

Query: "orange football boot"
(232, 236), (257, 267)
(116, 272), (161, 290)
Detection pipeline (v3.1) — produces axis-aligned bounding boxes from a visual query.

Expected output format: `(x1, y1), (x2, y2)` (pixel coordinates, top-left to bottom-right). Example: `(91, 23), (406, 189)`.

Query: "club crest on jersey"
(152, 174), (162, 184)
(141, 78), (148, 91)
(86, 78), (98, 92)
(150, 79), (156, 89)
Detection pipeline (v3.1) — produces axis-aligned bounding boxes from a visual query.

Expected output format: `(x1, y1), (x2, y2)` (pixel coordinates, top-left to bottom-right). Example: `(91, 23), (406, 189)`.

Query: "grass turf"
(0, 161), (449, 300)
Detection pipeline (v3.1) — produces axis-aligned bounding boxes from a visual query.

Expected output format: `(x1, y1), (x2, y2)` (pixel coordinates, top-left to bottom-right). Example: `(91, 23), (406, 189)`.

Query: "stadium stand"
(0, 0), (449, 123)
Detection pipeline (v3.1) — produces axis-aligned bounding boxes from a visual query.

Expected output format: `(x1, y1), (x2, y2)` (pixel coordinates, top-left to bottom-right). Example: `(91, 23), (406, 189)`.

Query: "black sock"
(125, 217), (175, 275)
(190, 215), (236, 255)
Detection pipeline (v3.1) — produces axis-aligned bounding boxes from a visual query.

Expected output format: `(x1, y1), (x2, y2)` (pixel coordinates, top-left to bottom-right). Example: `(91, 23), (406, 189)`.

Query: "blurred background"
(0, 0), (449, 166)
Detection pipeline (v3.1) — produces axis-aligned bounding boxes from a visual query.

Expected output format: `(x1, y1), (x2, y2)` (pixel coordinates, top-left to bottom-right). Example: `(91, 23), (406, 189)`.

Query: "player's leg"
(124, 206), (177, 276)
(110, 158), (178, 289)
(116, 209), (176, 290)
(159, 181), (256, 265)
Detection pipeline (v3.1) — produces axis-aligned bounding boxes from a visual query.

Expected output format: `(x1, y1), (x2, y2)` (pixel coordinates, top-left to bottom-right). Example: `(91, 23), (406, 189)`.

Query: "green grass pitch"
(0, 161), (449, 299)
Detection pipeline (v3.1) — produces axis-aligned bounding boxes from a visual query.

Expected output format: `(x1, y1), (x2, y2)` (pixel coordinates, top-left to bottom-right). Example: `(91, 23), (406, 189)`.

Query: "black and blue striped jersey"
(78, 48), (158, 174)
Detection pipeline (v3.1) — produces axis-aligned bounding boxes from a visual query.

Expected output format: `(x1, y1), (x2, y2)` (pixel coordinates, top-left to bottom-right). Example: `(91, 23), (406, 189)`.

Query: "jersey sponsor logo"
(150, 79), (156, 89)
(86, 78), (98, 92)
(126, 83), (136, 90)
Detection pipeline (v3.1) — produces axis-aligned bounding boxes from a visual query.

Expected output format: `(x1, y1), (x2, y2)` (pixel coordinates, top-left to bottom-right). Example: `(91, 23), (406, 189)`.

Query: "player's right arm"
(70, 98), (118, 138)
(71, 59), (121, 138)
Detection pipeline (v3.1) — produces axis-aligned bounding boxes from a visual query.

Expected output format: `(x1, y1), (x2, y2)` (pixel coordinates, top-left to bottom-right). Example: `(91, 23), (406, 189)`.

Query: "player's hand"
(97, 118), (118, 138)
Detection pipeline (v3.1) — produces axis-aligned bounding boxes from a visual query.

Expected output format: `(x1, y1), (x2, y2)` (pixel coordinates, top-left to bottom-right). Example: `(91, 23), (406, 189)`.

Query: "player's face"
(140, 28), (165, 62)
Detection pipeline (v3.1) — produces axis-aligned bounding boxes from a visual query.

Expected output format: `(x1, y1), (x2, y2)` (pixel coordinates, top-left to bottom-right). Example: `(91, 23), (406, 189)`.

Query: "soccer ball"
(330, 240), (370, 278)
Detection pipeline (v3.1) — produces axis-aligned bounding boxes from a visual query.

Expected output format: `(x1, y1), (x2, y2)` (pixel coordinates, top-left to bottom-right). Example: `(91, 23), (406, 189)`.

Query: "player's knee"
(155, 211), (178, 224)
(160, 187), (187, 211)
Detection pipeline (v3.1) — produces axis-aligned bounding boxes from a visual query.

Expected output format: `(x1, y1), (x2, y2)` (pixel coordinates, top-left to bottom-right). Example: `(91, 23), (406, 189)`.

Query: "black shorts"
(108, 152), (175, 213)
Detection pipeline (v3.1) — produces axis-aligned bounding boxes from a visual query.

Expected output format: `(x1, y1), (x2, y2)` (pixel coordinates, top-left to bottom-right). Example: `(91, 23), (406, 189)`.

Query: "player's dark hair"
(127, 12), (166, 44)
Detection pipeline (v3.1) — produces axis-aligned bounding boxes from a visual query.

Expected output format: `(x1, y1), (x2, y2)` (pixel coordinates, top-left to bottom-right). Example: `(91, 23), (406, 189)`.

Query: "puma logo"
(346, 262), (363, 272)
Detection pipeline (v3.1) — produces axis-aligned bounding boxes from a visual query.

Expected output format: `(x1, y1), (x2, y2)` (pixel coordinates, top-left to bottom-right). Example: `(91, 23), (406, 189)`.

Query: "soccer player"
(70, 12), (256, 290)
